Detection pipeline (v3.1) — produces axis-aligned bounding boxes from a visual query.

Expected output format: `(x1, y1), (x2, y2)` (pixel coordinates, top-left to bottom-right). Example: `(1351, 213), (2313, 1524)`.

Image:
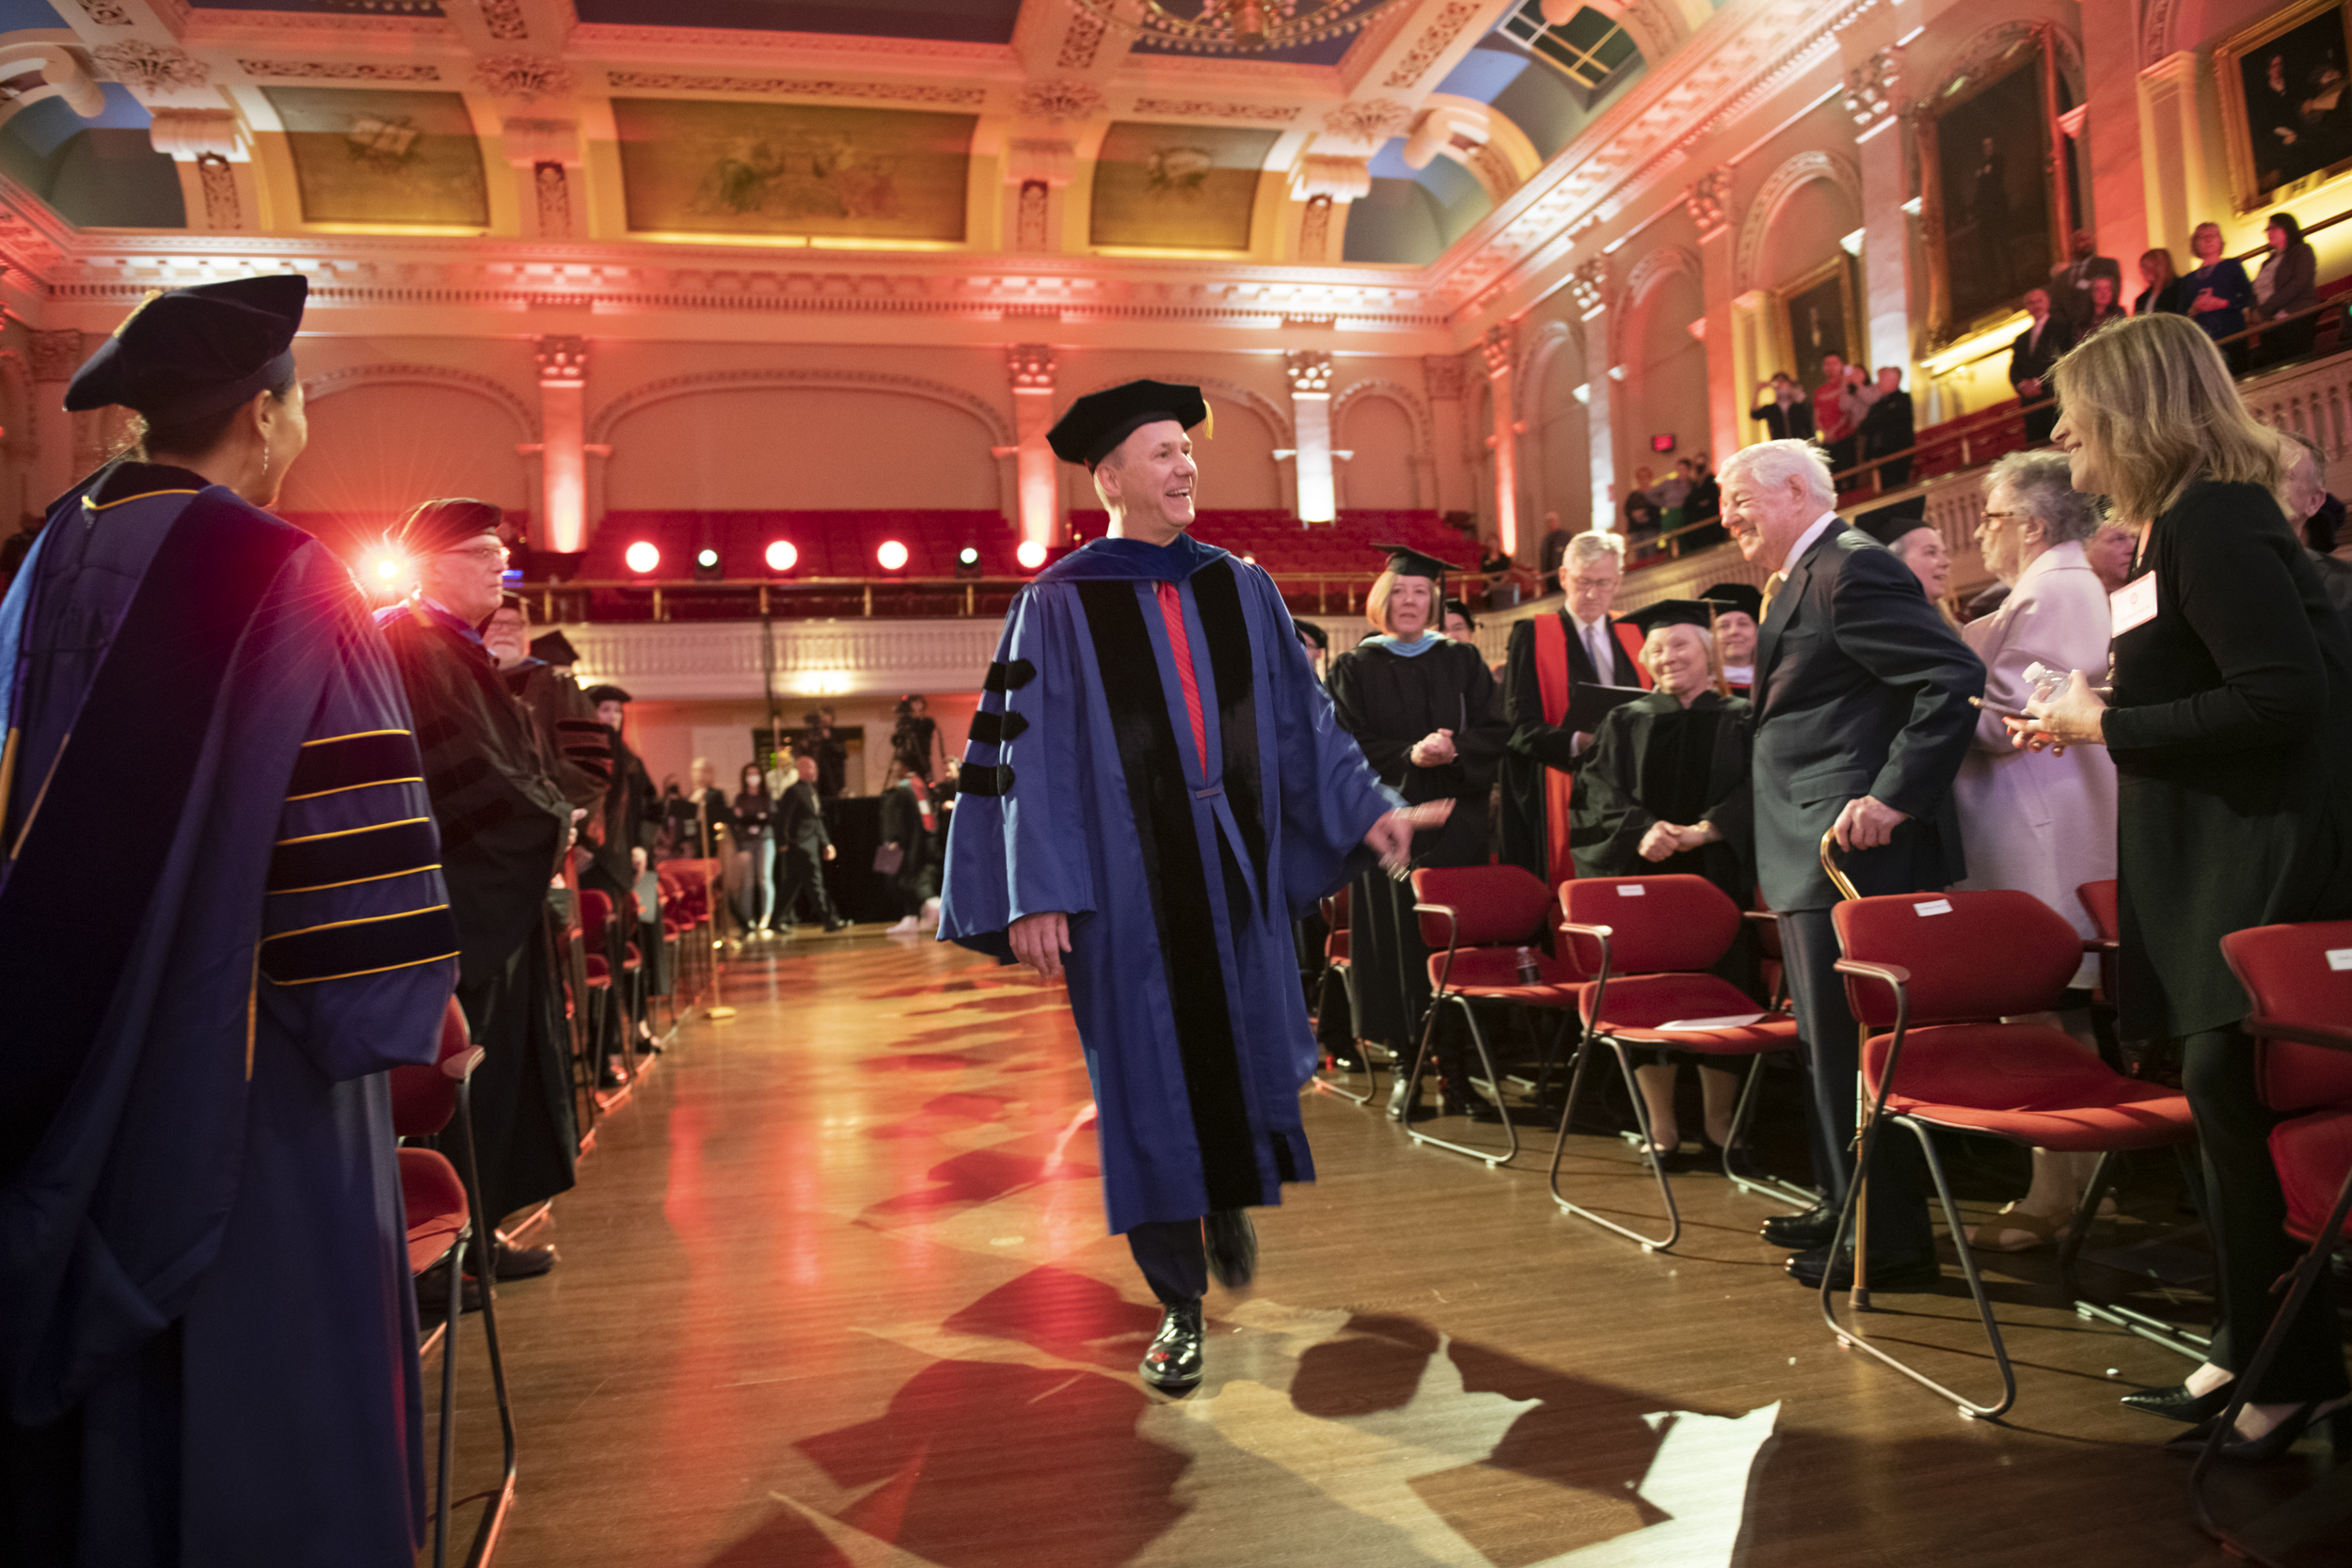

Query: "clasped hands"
(1408, 729), (1456, 768)
(1008, 800), (1454, 980)
(1637, 819), (1719, 862)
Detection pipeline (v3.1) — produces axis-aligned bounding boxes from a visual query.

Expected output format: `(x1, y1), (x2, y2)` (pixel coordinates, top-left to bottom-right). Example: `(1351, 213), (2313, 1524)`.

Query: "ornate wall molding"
(1057, 8), (1107, 71)
(569, 24), (1006, 60)
(1074, 372), (1292, 446)
(1615, 244), (1702, 367)
(71, 0), (135, 24)
(474, 54), (571, 102)
(1284, 349), (1334, 394)
(587, 369), (1014, 450)
(1331, 375), (1432, 453)
(1511, 317), (1578, 419)
(1569, 256), (1613, 319)
(92, 42), (211, 91)
(1682, 165), (1733, 239)
(478, 0), (527, 41)
(27, 329), (83, 384)
(1421, 352), (1467, 404)
(1382, 0), (1480, 89)
(237, 59), (443, 82)
(1128, 97), (1299, 122)
(603, 70), (987, 107)
(1841, 47), (1899, 135)
(303, 362), (539, 440)
(198, 152), (240, 230)
(2141, 0), (2178, 68)
(1015, 79), (1104, 122)
(1925, 18), (2083, 103)
(1734, 149), (1862, 293)
(1322, 98), (1413, 145)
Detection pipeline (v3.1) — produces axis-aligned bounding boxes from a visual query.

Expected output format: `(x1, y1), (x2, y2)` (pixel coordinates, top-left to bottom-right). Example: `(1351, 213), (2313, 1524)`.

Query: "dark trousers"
(1779, 909), (1931, 1254)
(773, 844), (838, 926)
(2182, 1026), (2349, 1401)
(1127, 1218), (1207, 1306)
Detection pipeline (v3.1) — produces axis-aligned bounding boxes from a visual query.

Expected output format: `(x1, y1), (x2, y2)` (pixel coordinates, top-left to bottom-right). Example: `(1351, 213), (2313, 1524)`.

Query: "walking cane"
(1818, 828), (1869, 1307)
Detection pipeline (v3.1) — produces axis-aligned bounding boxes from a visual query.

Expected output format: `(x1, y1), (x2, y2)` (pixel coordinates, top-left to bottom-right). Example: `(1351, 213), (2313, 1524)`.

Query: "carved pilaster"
(1006, 344), (1056, 391)
(534, 335), (588, 385)
(1478, 323), (1513, 380)
(197, 153), (240, 230)
(1682, 166), (1733, 240)
(1843, 49), (1900, 135)
(1568, 259), (1612, 321)
(27, 330), (82, 384)
(1284, 350), (1334, 395)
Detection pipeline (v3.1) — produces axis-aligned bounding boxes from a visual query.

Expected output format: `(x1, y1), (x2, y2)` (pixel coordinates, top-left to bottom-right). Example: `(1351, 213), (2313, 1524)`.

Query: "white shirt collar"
(1781, 511), (1840, 574)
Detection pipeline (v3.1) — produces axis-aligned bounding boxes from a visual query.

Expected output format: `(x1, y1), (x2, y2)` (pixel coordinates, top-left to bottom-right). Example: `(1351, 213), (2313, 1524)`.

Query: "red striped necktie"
(1153, 580), (1211, 772)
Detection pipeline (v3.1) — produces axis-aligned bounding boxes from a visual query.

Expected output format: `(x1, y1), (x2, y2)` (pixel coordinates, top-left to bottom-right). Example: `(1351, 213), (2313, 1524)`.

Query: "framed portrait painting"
(1915, 32), (2073, 347)
(2217, 0), (2352, 214)
(1778, 255), (1861, 396)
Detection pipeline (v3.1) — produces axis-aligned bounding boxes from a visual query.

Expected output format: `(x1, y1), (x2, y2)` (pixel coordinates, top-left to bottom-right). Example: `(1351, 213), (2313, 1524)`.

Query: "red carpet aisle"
(442, 934), (2325, 1568)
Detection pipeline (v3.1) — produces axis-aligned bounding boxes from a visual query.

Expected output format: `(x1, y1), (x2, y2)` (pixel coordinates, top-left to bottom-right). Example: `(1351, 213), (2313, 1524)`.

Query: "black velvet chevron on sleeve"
(267, 816), (442, 894)
(260, 904), (462, 986)
(284, 729), (424, 800)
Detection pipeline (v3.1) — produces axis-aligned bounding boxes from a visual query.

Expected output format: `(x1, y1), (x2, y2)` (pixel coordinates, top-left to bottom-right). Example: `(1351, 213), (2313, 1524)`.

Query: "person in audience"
(2183, 221), (2253, 370)
(1683, 452), (1724, 545)
(2249, 211), (2323, 368)
(938, 378), (1411, 1394)
(2278, 430), (2352, 629)
(1537, 510), (1575, 579)
(1623, 469), (1663, 552)
(2134, 247), (2184, 316)
(1718, 438), (1982, 1291)
(2087, 518), (2138, 594)
(1501, 530), (1647, 887)
(1750, 372), (1816, 442)
(2, 274), (453, 1563)
(2018, 312), (2352, 1455)
(1950, 451), (2119, 1251)
(882, 758), (944, 934)
(1855, 365), (1915, 489)
(774, 752), (849, 932)
(582, 681), (661, 1039)
(1571, 605), (1759, 1173)
(2082, 274), (2129, 334)
(1701, 580), (1762, 696)
(382, 499), (576, 1275)
(1813, 354), (1860, 477)
(1861, 511), (1957, 622)
(1327, 546), (1509, 1123)
(686, 755), (731, 860)
(1441, 597), (1478, 641)
(1654, 459), (1693, 515)
(2048, 228), (2123, 332)
(892, 692), (950, 787)
(800, 705), (848, 800)
(1296, 614), (1330, 683)
(2009, 288), (2074, 444)
(731, 759), (778, 935)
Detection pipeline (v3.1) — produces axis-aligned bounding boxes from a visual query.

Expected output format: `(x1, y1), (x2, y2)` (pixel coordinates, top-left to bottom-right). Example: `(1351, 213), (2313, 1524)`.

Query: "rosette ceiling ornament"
(1059, 0), (1418, 54)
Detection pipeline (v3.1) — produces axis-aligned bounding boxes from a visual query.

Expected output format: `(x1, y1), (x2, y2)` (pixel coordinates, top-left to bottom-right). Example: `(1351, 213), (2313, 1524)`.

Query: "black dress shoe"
(489, 1236), (558, 1280)
(1205, 1210), (1257, 1290)
(2169, 1399), (2352, 1460)
(414, 1260), (483, 1317)
(823, 919), (850, 933)
(2122, 1382), (2233, 1424)
(1786, 1243), (1941, 1291)
(1139, 1300), (1204, 1390)
(1761, 1202), (1839, 1249)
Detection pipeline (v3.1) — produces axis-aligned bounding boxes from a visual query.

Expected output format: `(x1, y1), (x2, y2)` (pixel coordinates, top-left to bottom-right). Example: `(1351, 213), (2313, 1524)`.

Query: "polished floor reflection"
(440, 933), (2338, 1567)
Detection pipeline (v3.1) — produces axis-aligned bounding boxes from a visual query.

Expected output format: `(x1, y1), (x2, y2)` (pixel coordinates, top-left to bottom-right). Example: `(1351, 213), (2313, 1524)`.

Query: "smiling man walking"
(940, 380), (1417, 1392)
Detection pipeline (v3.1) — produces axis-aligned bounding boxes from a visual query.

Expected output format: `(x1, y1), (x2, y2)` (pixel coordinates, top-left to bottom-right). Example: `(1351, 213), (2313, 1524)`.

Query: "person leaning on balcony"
(2249, 210), (2323, 369)
(1749, 372), (1816, 443)
(2009, 288), (2075, 445)
(1950, 451), (2118, 1253)
(2182, 221), (2254, 370)
(2082, 275), (2130, 336)
(1854, 366), (1915, 489)
(2133, 247), (2185, 317)
(2014, 312), (2352, 1456)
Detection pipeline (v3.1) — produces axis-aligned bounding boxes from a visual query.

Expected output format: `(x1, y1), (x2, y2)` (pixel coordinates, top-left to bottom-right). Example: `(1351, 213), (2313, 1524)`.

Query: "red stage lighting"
(624, 540), (660, 574)
(765, 539), (799, 573)
(1015, 539), (1047, 570)
(877, 540), (910, 571)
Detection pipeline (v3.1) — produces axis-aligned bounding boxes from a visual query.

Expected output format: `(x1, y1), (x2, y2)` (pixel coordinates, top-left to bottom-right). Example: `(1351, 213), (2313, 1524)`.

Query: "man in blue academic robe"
(940, 380), (1411, 1392)
(0, 277), (457, 1564)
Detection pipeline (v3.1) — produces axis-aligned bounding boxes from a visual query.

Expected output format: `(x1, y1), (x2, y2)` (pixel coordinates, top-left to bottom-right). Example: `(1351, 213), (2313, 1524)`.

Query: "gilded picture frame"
(1776, 254), (1863, 395)
(2215, 0), (2352, 216)
(1915, 30), (2070, 350)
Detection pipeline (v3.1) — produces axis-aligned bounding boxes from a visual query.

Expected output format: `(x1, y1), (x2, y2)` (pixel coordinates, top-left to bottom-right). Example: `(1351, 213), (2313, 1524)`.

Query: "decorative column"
(146, 110), (249, 233)
(1421, 353), (1470, 516)
(503, 119), (582, 241)
(1684, 166), (1740, 464)
(1282, 351), (1338, 524)
(531, 336), (588, 553)
(1001, 344), (1060, 546)
(1844, 49), (1915, 380)
(1288, 154), (1372, 263)
(2136, 53), (2206, 259)
(1569, 260), (1615, 531)
(1477, 325), (1520, 557)
(27, 330), (81, 509)
(1004, 137), (1076, 254)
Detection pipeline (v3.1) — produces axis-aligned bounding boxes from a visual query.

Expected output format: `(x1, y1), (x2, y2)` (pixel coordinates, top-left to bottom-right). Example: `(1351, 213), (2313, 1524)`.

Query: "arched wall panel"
(603, 388), (1002, 514)
(279, 381), (532, 527)
(1336, 393), (1418, 511)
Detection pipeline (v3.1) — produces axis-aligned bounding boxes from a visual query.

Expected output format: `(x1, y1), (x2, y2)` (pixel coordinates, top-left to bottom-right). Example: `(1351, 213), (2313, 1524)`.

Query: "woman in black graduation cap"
(1326, 546), (1510, 1117)
(1571, 598), (1762, 1170)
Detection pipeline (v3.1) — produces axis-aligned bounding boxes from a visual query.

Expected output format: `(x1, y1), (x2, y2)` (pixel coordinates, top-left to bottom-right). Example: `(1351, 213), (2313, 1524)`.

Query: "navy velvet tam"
(1047, 380), (1210, 467)
(66, 274), (307, 425)
(396, 497), (504, 558)
(583, 684), (632, 706)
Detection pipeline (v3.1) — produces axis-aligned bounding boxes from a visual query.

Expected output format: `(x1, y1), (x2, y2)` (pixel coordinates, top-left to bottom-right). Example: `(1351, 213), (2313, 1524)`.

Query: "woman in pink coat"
(1952, 450), (2120, 1250)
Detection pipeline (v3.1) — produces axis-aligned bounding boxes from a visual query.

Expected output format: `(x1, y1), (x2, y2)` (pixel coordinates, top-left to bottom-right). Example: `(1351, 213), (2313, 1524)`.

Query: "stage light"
(369, 550), (405, 584)
(694, 546), (722, 581)
(625, 540), (660, 574)
(958, 546), (978, 567)
(765, 539), (799, 573)
(1016, 539), (1046, 570)
(877, 540), (909, 571)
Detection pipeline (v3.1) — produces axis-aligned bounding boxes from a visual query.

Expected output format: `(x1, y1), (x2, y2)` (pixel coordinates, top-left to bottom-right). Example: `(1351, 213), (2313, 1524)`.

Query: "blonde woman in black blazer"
(2020, 312), (2352, 1457)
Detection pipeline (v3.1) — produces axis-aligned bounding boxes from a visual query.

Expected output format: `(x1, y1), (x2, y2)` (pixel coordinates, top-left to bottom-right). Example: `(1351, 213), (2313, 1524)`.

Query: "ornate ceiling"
(0, 0), (1867, 343)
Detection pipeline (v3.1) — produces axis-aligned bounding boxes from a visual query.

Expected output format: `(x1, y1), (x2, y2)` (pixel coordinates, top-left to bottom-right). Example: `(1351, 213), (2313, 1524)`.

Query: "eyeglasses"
(1979, 510), (2024, 524)
(447, 543), (511, 566)
(1567, 574), (1620, 591)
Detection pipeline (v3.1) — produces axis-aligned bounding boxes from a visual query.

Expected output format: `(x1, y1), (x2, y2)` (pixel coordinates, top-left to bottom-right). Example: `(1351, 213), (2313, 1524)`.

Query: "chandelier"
(1061, 0), (1421, 55)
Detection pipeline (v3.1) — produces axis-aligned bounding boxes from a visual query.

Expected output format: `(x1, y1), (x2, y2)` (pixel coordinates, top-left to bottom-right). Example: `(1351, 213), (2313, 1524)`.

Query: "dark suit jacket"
(1857, 390), (1914, 459)
(1749, 398), (1816, 442)
(2008, 318), (2074, 396)
(2049, 255), (2123, 327)
(1498, 609), (1645, 878)
(776, 779), (833, 857)
(1751, 525), (1983, 911)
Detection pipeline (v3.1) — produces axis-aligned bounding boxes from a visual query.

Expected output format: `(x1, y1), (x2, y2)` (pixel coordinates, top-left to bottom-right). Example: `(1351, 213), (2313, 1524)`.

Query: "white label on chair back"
(1913, 898), (1953, 916)
(1617, 884), (1646, 895)
(2328, 948), (2352, 971)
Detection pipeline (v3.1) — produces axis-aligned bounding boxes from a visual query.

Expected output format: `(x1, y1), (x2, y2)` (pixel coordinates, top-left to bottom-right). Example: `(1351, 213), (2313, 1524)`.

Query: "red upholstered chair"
(1551, 876), (1808, 1250)
(579, 885), (645, 1093)
(2188, 923), (2352, 1539)
(1827, 890), (2199, 1418)
(1310, 885), (1382, 1106)
(392, 998), (516, 1568)
(1404, 864), (1587, 1167)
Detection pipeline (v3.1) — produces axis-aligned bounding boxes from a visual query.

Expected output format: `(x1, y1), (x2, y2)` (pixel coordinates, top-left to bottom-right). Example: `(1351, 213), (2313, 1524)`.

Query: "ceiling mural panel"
(1089, 120), (1278, 251)
(263, 87), (489, 227)
(611, 99), (976, 242)
(572, 0), (1023, 43)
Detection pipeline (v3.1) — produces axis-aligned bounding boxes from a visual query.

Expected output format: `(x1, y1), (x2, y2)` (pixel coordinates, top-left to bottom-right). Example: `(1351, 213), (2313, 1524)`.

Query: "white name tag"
(1914, 898), (1952, 916)
(2110, 575), (2158, 637)
(2328, 948), (2352, 972)
(1617, 884), (1646, 896)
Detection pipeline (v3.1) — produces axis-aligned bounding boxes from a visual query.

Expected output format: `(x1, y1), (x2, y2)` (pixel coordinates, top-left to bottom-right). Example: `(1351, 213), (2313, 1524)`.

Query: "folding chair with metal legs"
(1399, 990), (1521, 1167)
(2061, 1149), (2212, 1363)
(1309, 891), (1383, 1106)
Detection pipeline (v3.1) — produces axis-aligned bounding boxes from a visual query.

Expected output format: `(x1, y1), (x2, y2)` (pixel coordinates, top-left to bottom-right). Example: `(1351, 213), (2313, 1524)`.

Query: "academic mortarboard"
(1855, 504), (1931, 546)
(1699, 581), (1763, 621)
(1295, 618), (1329, 650)
(529, 629), (580, 666)
(1372, 543), (1461, 581)
(1441, 597), (1476, 631)
(1620, 599), (1722, 637)
(396, 497), (504, 557)
(1047, 379), (1211, 467)
(66, 274), (307, 426)
(583, 683), (632, 705)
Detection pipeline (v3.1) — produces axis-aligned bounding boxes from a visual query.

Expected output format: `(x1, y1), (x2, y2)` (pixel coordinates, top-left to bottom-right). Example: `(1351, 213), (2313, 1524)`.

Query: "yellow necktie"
(1759, 571), (1788, 623)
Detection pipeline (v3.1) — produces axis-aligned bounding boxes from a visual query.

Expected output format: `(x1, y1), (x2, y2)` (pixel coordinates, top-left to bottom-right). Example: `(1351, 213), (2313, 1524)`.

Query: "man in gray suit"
(1721, 440), (1984, 1289)
(2048, 228), (2122, 333)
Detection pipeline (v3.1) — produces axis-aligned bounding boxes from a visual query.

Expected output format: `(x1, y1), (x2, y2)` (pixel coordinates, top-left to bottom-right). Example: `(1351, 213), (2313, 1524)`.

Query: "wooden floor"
(430, 931), (2352, 1568)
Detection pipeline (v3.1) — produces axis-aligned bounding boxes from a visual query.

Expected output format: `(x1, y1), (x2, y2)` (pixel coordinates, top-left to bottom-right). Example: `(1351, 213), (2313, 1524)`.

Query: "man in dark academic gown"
(941, 380), (1410, 1393)
(1500, 532), (1653, 887)
(380, 499), (578, 1268)
(582, 682), (662, 1036)
(774, 752), (848, 931)
(1326, 546), (1509, 1119)
(490, 613), (612, 825)
(0, 277), (456, 1564)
